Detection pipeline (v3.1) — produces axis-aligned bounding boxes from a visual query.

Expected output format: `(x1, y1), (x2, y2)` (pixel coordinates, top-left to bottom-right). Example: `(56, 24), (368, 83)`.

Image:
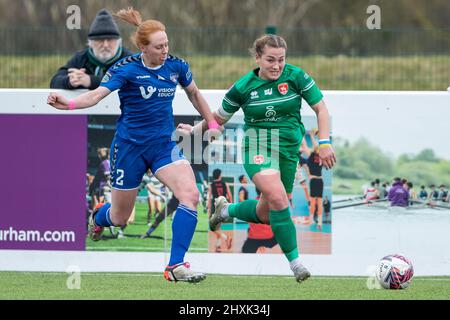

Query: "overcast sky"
(315, 91), (450, 161)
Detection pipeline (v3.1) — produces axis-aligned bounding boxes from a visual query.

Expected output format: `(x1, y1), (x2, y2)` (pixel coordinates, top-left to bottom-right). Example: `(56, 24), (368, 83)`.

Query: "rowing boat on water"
(332, 198), (450, 211)
(354, 203), (429, 212)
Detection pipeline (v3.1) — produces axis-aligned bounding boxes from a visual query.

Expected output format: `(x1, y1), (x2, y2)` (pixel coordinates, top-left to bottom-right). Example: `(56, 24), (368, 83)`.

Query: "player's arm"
(298, 71), (335, 169)
(301, 136), (312, 158)
(180, 110), (227, 137)
(102, 162), (111, 180)
(239, 189), (246, 202)
(180, 80), (222, 133)
(179, 84), (240, 135)
(257, 244), (281, 254)
(300, 137), (308, 152)
(309, 102), (329, 146)
(309, 128), (319, 150)
(226, 183), (233, 203)
(309, 100), (336, 169)
(47, 86), (111, 110)
(304, 162), (312, 180)
(207, 187), (212, 216)
(146, 183), (164, 198)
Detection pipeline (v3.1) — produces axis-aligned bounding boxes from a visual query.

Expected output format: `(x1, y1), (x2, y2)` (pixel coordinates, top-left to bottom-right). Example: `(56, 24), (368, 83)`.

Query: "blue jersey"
(100, 53), (193, 144)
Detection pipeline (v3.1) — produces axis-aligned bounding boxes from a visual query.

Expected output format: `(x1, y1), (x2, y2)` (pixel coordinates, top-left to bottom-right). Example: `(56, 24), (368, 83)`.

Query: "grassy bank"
(332, 177), (366, 195)
(1, 54), (449, 90)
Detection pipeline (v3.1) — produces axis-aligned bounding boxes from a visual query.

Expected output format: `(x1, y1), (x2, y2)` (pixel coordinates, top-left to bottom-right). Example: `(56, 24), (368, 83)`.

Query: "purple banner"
(0, 115), (87, 250)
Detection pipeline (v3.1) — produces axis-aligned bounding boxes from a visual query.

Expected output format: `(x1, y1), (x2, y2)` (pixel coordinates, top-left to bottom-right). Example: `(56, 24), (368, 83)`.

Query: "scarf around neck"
(87, 45), (123, 76)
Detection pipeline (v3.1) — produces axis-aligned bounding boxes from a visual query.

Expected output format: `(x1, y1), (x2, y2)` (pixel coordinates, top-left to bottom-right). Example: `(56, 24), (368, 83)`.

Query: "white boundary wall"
(1, 89), (449, 276)
(1, 209), (450, 276)
(1, 88), (450, 159)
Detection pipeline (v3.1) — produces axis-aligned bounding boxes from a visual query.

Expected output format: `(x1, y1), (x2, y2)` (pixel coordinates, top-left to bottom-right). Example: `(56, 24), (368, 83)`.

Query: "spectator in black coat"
(50, 8), (133, 90)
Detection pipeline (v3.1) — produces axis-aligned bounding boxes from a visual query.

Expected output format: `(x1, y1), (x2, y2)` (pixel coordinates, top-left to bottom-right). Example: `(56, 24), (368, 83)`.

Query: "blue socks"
(168, 204), (198, 266)
(145, 226), (156, 236)
(93, 202), (198, 266)
(94, 203), (113, 227)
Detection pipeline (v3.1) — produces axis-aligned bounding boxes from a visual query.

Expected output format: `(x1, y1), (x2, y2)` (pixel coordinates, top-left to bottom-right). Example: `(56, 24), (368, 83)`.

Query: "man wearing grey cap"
(50, 9), (133, 90)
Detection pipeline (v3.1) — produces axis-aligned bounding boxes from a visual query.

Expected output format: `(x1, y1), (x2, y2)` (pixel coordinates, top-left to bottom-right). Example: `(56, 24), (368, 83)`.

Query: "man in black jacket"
(50, 9), (133, 90)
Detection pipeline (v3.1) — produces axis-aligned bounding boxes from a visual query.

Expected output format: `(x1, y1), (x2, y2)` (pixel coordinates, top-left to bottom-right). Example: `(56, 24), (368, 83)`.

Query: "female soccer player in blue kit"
(47, 8), (219, 283)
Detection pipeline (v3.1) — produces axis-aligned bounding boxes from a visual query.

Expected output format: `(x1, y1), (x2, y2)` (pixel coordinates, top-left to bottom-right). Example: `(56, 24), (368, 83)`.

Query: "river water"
(327, 197), (450, 275)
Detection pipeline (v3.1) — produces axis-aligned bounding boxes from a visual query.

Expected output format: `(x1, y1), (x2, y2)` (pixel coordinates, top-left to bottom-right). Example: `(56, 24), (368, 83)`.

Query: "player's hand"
(47, 92), (69, 110)
(68, 68), (91, 88)
(310, 128), (319, 136)
(176, 123), (193, 135)
(205, 119), (223, 142)
(319, 145), (336, 169)
(205, 127), (222, 143)
(256, 246), (268, 254)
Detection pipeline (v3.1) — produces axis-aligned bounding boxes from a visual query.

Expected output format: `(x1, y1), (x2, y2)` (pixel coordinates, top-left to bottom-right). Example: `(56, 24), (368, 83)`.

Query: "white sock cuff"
(221, 205), (230, 219)
(289, 257), (302, 270)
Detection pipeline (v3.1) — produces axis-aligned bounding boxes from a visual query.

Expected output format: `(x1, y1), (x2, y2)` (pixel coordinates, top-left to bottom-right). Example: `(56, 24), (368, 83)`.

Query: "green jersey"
(218, 63), (323, 161)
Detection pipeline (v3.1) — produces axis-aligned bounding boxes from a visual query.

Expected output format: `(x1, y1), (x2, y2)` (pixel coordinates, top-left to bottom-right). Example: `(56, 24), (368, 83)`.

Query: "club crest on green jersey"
(253, 155), (265, 164)
(278, 83), (289, 95)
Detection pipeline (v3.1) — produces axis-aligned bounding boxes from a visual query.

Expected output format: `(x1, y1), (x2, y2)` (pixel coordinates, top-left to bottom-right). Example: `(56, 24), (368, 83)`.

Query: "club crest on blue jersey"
(170, 73), (179, 83)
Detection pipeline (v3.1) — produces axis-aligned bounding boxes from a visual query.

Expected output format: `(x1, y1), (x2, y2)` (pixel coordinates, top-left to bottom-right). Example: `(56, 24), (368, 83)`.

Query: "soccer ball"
(376, 254), (414, 289)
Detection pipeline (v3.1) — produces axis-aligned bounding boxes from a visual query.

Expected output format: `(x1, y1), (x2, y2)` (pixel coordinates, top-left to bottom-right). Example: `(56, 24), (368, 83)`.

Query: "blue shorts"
(110, 135), (185, 190)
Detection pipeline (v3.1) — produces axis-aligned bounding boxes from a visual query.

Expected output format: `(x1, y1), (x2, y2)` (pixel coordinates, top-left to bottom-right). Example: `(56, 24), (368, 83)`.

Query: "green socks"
(227, 200), (260, 223)
(269, 207), (299, 262)
(228, 202), (299, 262)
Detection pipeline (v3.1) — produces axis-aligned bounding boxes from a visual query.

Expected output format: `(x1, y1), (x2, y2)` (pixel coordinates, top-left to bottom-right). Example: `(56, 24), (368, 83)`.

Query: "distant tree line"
(334, 137), (450, 188)
(2, 0), (449, 29)
(0, 0), (449, 55)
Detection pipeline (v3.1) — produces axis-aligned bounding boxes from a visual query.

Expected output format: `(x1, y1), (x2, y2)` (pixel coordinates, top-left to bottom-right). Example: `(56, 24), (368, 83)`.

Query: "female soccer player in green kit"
(178, 34), (336, 282)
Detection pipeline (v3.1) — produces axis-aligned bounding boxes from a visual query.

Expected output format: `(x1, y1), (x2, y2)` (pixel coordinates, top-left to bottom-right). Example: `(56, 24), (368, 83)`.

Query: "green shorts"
(242, 146), (299, 194)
